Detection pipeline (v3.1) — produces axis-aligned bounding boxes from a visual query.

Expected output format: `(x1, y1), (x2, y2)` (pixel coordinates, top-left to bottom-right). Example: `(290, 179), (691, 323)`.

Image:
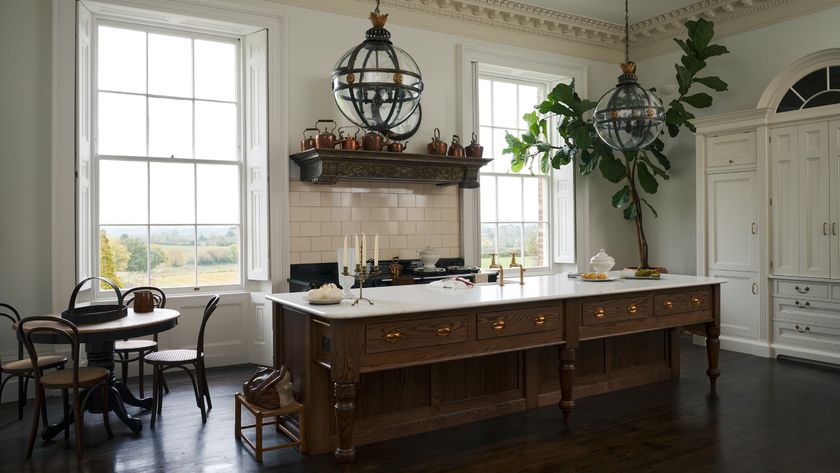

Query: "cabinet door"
(770, 126), (799, 275)
(706, 131), (757, 168)
(798, 122), (831, 278)
(706, 171), (758, 271)
(830, 120), (840, 278)
(709, 269), (759, 339)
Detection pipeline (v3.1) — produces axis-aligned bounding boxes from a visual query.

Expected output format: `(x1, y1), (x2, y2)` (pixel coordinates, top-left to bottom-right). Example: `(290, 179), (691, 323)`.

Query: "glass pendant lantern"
(593, 0), (665, 151)
(331, 0), (423, 137)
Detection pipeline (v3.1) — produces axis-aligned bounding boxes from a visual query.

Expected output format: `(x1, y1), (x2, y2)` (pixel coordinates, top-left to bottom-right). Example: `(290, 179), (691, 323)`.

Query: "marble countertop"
(267, 273), (724, 320)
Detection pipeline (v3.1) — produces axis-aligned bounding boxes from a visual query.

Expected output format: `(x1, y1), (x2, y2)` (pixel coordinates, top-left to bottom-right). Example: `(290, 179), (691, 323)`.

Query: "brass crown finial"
(620, 62), (636, 74)
(370, 12), (388, 28)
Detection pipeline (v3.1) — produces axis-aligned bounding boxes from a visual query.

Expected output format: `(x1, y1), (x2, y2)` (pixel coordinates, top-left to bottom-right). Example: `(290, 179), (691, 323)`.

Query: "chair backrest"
(17, 317), (82, 388)
(196, 295), (220, 356)
(0, 303), (23, 365)
(122, 286), (167, 309)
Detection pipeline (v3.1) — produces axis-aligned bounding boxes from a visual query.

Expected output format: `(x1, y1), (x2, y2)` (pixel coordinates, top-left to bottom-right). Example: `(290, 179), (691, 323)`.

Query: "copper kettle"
(465, 132), (484, 158)
(314, 119), (338, 149)
(300, 127), (319, 151)
(339, 126), (361, 151)
(427, 128), (447, 155)
(362, 132), (385, 151)
(447, 134), (465, 157)
(387, 140), (407, 153)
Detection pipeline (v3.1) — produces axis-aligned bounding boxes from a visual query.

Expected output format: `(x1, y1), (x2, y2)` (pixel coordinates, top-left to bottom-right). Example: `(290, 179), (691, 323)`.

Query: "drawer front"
(476, 307), (562, 340)
(654, 288), (712, 316)
(581, 296), (650, 326)
(772, 297), (840, 329)
(773, 320), (840, 352)
(776, 281), (829, 299)
(366, 316), (467, 354)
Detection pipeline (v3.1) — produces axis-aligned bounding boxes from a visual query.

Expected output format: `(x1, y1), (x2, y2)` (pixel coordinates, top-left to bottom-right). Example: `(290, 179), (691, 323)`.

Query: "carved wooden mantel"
(289, 149), (492, 188)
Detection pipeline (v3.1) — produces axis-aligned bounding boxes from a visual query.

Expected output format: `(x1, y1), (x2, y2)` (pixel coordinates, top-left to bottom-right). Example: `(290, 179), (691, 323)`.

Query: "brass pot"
(300, 127), (319, 151)
(339, 126), (361, 150)
(314, 119), (339, 149)
(447, 134), (465, 157)
(465, 132), (484, 158)
(427, 128), (447, 155)
(387, 140), (407, 153)
(362, 132), (385, 151)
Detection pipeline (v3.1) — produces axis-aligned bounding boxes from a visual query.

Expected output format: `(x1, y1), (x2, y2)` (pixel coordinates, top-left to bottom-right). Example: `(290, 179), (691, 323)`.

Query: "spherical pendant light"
(331, 0), (423, 137)
(592, 0), (665, 151)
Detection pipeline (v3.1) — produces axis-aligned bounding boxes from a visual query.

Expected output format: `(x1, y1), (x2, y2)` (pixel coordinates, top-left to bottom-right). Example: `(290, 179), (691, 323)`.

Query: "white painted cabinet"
(770, 126), (800, 275)
(706, 131), (757, 169)
(797, 123), (831, 278)
(706, 171), (758, 272)
(710, 269), (760, 339)
(830, 119), (840, 279)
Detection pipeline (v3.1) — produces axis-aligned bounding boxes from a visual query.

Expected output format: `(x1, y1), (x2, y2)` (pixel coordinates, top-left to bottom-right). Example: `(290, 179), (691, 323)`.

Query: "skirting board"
(692, 334), (773, 358)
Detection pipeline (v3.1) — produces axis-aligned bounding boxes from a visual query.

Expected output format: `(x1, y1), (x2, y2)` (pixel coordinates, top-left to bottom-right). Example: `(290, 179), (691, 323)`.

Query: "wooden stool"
(235, 393), (305, 462)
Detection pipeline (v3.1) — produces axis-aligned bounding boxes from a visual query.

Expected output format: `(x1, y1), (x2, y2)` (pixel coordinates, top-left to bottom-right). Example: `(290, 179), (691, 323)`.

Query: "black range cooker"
(287, 258), (484, 293)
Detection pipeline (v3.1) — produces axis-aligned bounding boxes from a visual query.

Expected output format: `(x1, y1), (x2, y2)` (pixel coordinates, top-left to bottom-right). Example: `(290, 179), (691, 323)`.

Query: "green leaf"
(684, 120), (697, 133)
(700, 44), (729, 60)
(682, 92), (713, 108)
(611, 186), (631, 209)
(552, 148), (572, 167)
(650, 147), (671, 171)
(599, 156), (627, 183)
(569, 122), (592, 149)
(641, 198), (659, 218)
(675, 65), (692, 96)
(667, 122), (680, 138)
(639, 153), (669, 179)
(623, 202), (639, 221)
(636, 162), (659, 194)
(540, 152), (551, 174)
(673, 38), (692, 56)
(681, 54), (707, 75)
(686, 18), (714, 51)
(578, 149), (599, 175)
(693, 76), (728, 92)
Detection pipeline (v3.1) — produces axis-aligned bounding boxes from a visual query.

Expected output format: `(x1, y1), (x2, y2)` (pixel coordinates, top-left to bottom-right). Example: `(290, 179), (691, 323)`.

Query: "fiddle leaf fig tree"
(504, 19), (729, 269)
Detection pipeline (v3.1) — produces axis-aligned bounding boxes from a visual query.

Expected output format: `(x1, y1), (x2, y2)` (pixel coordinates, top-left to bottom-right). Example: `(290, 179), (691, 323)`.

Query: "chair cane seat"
(39, 366), (109, 388)
(115, 339), (158, 352)
(145, 349), (201, 364)
(2, 355), (67, 373)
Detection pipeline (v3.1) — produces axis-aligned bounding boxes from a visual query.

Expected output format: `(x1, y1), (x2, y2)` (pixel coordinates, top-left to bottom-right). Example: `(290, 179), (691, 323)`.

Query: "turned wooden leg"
(559, 347), (576, 424)
(706, 323), (721, 396)
(333, 382), (358, 470)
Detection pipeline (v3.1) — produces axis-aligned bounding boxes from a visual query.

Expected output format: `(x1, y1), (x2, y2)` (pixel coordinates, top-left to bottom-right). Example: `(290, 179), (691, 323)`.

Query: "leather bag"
(243, 366), (295, 409)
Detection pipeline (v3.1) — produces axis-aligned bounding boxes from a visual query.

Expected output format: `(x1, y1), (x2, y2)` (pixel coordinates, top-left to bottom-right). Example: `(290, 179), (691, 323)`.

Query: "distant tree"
(99, 230), (123, 287)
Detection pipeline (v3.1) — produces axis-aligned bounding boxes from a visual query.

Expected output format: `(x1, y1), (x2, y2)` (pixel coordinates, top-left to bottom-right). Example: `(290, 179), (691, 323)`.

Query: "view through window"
(478, 76), (550, 269)
(95, 23), (242, 289)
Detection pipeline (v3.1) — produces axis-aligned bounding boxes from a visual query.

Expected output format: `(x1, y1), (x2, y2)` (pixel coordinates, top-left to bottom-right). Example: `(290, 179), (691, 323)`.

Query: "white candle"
(354, 234), (359, 267)
(361, 233), (367, 265)
(343, 235), (348, 269)
(374, 234), (379, 268)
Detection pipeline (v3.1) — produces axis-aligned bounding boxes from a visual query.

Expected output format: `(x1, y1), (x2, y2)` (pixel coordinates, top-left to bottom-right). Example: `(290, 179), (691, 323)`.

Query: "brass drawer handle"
(627, 304), (638, 314)
(436, 327), (451, 337)
(594, 308), (606, 318)
(794, 285), (810, 294)
(492, 320), (506, 331)
(384, 331), (402, 343)
(794, 325), (811, 333)
(664, 300), (674, 310)
(691, 296), (701, 306)
(794, 300), (811, 308)
(534, 314), (546, 326)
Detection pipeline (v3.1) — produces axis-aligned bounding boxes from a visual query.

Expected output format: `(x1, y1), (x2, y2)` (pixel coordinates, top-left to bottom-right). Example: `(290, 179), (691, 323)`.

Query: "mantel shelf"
(289, 149), (492, 188)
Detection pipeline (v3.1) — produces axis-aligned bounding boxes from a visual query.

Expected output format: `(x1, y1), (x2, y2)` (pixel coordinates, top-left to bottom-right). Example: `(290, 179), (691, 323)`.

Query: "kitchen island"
(268, 274), (723, 469)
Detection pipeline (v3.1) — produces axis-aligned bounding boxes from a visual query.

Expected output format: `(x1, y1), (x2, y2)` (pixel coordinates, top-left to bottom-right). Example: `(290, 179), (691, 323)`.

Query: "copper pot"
(427, 128), (447, 155)
(314, 119), (338, 149)
(387, 140), (407, 153)
(362, 132), (385, 151)
(465, 132), (484, 158)
(339, 126), (361, 150)
(300, 128), (319, 151)
(447, 134), (465, 157)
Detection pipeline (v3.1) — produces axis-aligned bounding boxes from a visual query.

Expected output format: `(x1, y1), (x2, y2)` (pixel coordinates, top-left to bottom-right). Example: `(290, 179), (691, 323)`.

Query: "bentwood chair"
(18, 317), (113, 461)
(145, 295), (220, 428)
(0, 303), (66, 421)
(114, 287), (168, 397)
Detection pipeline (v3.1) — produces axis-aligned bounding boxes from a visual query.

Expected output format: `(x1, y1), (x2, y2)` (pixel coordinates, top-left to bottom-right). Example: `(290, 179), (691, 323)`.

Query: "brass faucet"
(488, 253), (505, 286)
(509, 253), (525, 285)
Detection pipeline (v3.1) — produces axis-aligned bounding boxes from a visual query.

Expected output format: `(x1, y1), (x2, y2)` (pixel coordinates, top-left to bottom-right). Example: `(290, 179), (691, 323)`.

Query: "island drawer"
(581, 295), (650, 326)
(365, 315), (468, 354)
(654, 289), (712, 316)
(476, 307), (562, 340)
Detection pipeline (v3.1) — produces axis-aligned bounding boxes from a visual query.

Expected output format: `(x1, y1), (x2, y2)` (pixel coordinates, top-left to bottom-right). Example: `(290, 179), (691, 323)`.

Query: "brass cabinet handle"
(794, 300), (811, 308)
(824, 223), (829, 236)
(436, 327), (451, 337)
(664, 300), (674, 310)
(752, 283), (758, 295)
(627, 303), (638, 314)
(384, 331), (402, 343)
(691, 296), (701, 306)
(594, 308), (606, 318)
(534, 314), (546, 326)
(751, 222), (757, 235)
(492, 320), (506, 331)
(794, 285), (810, 294)
(794, 325), (811, 333)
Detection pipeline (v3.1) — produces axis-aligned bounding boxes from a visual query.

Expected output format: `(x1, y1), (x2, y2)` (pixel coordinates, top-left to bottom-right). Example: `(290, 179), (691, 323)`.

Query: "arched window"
(777, 66), (840, 112)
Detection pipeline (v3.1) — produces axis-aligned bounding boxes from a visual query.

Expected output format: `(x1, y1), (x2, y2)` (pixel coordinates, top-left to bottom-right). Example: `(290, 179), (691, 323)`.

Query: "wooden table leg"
(705, 323), (720, 396)
(559, 347), (576, 424)
(333, 382), (358, 470)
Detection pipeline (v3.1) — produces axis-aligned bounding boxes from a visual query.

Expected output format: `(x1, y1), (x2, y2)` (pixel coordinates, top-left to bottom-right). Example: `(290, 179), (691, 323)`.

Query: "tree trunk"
(628, 184), (650, 269)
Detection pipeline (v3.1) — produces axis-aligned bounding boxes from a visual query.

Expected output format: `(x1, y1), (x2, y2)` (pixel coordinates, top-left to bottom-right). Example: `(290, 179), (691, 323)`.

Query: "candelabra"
(343, 263), (380, 306)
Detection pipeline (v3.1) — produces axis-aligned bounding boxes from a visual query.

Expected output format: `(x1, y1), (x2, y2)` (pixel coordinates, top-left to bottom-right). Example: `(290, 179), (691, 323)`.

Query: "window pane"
(150, 162), (195, 224)
(150, 226), (195, 288)
(197, 164), (239, 224)
(99, 160), (147, 225)
(497, 223), (522, 267)
(523, 223), (547, 268)
(493, 128), (513, 173)
(98, 26), (145, 94)
(478, 79), (492, 126)
(195, 101), (237, 160)
(198, 225), (240, 286)
(98, 92), (146, 156)
(497, 176), (522, 222)
(518, 85), (539, 129)
(480, 126), (494, 172)
(479, 175), (496, 222)
(194, 40), (236, 101)
(523, 177), (544, 222)
(480, 224), (497, 268)
(100, 226), (148, 288)
(492, 81), (517, 129)
(148, 33), (192, 98)
(149, 98), (192, 159)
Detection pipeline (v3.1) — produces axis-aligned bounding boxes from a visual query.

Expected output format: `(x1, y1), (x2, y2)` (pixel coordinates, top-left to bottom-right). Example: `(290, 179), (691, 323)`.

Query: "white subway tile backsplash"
(311, 236), (332, 251)
(311, 207), (332, 221)
(300, 191), (321, 207)
(300, 222), (321, 237)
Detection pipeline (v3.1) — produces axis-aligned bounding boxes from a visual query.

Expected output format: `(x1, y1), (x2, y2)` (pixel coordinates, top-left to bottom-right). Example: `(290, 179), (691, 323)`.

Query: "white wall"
(636, 5), (840, 274)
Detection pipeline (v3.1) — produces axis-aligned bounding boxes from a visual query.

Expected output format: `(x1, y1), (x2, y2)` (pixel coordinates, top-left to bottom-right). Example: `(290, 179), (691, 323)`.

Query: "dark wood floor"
(2, 336), (839, 472)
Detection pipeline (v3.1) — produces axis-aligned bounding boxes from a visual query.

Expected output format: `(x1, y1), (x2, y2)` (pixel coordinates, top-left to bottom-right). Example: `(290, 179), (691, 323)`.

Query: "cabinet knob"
(691, 296), (701, 306)
(534, 314), (546, 326)
(492, 320), (506, 331)
(627, 303), (638, 314)
(436, 326), (451, 337)
(664, 300), (674, 310)
(385, 330), (402, 343)
(594, 308), (606, 318)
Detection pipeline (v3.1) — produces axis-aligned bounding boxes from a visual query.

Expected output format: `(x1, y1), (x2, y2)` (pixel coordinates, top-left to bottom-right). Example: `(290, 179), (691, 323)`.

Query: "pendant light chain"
(624, 0), (630, 64)
(375, 0), (381, 15)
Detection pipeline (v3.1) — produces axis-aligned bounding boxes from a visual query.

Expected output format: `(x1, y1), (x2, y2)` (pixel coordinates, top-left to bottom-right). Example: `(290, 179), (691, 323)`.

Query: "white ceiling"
(521, 0), (701, 24)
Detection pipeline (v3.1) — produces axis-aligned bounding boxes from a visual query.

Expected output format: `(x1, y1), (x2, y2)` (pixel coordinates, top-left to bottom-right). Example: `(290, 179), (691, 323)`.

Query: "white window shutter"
(77, 1), (93, 282)
(244, 29), (269, 281)
(553, 163), (575, 263)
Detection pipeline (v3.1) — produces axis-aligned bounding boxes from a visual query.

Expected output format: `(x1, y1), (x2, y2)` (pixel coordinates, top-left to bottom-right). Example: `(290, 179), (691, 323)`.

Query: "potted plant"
(504, 19), (729, 270)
